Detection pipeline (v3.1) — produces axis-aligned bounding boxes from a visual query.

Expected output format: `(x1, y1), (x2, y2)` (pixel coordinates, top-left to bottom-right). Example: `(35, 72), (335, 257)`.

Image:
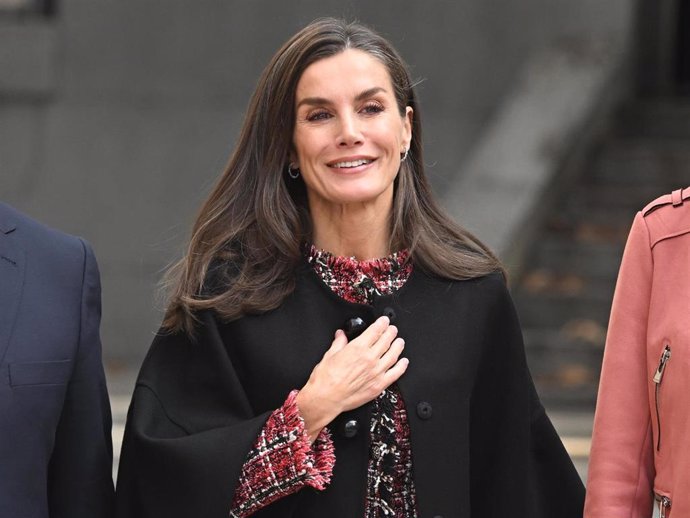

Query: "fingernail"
(379, 316), (390, 324)
(335, 329), (343, 338)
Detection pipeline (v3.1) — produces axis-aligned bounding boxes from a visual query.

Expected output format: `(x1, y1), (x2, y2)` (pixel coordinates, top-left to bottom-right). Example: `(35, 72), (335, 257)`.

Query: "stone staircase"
(515, 98), (690, 409)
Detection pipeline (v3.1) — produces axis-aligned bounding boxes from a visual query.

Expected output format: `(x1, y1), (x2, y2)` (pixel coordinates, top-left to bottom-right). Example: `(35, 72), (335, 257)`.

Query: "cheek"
(374, 121), (405, 151)
(294, 130), (327, 164)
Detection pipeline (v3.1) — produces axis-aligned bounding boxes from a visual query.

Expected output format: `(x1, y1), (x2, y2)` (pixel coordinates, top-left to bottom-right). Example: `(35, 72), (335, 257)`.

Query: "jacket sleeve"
(114, 311), (319, 518)
(584, 212), (655, 518)
(47, 239), (115, 517)
(469, 275), (585, 518)
(230, 390), (334, 517)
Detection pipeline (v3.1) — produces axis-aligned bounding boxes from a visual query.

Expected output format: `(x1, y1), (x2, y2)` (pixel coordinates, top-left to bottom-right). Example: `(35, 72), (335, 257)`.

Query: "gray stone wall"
(1, 0), (633, 363)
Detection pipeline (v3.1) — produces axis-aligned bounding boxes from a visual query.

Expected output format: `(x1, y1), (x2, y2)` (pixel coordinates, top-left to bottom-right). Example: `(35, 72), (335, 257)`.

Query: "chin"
(330, 186), (390, 205)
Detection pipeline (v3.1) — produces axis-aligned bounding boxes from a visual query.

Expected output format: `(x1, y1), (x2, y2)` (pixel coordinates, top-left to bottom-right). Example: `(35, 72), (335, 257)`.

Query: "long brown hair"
(163, 18), (503, 333)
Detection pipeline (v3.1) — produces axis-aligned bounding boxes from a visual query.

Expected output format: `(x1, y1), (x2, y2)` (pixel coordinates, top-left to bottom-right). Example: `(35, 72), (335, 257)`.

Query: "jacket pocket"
(653, 344), (672, 451)
(8, 359), (72, 387)
(655, 491), (672, 518)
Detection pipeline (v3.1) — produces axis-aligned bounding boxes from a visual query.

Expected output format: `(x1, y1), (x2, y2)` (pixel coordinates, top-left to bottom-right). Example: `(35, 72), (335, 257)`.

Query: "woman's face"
(292, 49), (413, 211)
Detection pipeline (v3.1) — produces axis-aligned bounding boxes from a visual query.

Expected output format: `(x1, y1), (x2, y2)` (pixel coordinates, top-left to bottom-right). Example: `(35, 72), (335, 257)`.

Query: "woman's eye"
(362, 102), (384, 115)
(306, 111), (331, 122)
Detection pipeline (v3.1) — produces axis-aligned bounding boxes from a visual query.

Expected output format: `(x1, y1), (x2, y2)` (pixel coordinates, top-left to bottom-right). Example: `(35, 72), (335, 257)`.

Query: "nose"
(337, 113), (363, 147)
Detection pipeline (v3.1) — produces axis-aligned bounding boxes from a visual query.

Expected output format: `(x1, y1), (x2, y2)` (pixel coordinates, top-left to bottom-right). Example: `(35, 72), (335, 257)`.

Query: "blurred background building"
(2, 0), (689, 480)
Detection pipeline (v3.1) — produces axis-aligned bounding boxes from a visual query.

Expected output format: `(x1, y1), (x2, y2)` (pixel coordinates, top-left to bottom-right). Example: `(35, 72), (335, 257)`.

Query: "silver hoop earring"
(287, 163), (300, 179)
(401, 148), (409, 162)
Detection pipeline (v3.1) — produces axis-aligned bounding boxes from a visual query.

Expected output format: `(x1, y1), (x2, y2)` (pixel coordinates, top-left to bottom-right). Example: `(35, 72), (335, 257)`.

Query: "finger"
(370, 325), (399, 357)
(350, 316), (390, 347)
(377, 337), (404, 372)
(329, 329), (348, 353)
(380, 357), (410, 388)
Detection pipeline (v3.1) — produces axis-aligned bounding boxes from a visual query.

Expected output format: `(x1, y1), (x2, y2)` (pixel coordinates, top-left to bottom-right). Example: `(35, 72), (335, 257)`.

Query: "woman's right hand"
(295, 316), (409, 442)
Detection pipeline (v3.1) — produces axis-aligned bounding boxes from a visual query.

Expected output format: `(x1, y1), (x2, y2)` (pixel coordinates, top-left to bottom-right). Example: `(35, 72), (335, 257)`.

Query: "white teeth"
(331, 159), (372, 168)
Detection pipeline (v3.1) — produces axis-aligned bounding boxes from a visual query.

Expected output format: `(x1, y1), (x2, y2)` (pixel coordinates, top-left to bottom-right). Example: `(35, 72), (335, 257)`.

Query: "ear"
(288, 152), (297, 167)
(402, 106), (413, 150)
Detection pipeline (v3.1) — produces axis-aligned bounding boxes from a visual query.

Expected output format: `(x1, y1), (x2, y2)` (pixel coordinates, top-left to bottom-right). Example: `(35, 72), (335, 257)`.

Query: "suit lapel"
(0, 233), (25, 365)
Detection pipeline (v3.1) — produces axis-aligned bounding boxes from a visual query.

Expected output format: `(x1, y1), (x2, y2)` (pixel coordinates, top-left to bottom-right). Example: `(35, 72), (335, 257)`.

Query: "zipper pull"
(654, 345), (672, 384)
(659, 495), (671, 518)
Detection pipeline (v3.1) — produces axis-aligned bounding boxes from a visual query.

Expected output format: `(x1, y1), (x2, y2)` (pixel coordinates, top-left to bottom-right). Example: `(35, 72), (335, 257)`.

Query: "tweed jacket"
(586, 187), (690, 518)
(115, 264), (584, 518)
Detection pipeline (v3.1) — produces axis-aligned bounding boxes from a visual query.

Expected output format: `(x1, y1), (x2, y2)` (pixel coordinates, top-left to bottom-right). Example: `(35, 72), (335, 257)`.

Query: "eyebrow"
(296, 87), (387, 109)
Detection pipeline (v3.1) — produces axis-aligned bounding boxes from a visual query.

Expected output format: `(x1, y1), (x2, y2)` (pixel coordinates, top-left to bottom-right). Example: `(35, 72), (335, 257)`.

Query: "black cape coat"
(115, 265), (585, 518)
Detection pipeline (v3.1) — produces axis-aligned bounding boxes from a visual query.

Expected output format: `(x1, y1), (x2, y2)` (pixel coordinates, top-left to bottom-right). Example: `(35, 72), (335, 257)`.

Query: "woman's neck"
(309, 197), (392, 261)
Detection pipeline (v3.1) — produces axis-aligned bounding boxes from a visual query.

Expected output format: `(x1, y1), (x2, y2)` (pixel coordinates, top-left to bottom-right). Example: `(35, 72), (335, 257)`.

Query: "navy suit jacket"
(0, 203), (114, 517)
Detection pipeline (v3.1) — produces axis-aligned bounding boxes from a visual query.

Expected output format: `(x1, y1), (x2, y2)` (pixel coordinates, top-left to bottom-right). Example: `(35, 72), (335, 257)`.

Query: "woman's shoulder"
(432, 268), (506, 288)
(420, 268), (509, 307)
(470, 271), (512, 309)
(640, 186), (690, 247)
(135, 311), (224, 388)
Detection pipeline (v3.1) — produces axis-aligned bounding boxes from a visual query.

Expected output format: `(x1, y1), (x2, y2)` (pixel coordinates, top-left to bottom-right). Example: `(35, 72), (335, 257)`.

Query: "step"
(535, 382), (599, 409)
(544, 206), (640, 234)
(523, 328), (605, 408)
(514, 288), (614, 328)
(521, 238), (624, 278)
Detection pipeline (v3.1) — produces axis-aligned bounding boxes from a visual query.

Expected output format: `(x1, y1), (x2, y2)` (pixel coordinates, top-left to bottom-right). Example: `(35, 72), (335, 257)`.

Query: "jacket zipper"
(653, 344), (671, 451)
(656, 494), (672, 518)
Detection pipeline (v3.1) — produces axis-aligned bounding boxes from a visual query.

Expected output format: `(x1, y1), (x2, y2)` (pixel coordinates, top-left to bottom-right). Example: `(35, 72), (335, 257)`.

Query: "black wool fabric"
(114, 265), (585, 518)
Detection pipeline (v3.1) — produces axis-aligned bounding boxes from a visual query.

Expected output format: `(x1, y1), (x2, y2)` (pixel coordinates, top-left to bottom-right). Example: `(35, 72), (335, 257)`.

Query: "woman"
(585, 187), (690, 518)
(115, 18), (584, 518)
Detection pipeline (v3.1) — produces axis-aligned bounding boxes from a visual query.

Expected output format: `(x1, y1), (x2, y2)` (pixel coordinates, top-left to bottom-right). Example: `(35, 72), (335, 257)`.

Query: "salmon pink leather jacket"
(585, 187), (690, 518)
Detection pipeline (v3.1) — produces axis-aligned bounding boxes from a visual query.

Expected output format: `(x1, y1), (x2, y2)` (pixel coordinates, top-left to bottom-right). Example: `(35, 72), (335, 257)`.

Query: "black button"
(343, 317), (367, 340)
(416, 401), (433, 420)
(433, 515), (444, 518)
(343, 419), (359, 438)
(382, 306), (396, 322)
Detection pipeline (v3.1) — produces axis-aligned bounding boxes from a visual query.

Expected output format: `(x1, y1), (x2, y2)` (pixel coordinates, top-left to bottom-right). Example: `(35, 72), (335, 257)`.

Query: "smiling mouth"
(328, 158), (375, 169)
